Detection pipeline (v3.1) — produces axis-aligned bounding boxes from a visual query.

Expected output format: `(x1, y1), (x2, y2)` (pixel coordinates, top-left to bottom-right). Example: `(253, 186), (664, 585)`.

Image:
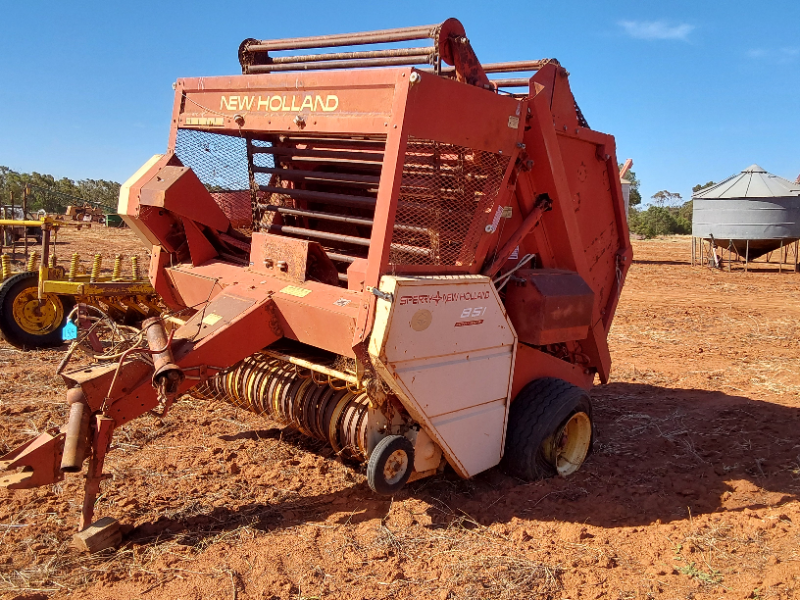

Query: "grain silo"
(692, 165), (800, 267)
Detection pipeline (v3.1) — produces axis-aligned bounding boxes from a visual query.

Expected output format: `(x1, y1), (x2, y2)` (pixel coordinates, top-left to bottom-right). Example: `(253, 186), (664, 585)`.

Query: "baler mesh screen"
(389, 138), (510, 267)
(174, 129), (273, 229)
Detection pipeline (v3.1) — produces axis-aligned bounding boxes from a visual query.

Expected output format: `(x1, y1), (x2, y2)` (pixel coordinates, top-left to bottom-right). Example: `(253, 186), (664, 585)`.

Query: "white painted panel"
(430, 399), (508, 476)
(393, 346), (513, 418)
(383, 277), (514, 363)
(119, 154), (163, 247)
(368, 275), (518, 478)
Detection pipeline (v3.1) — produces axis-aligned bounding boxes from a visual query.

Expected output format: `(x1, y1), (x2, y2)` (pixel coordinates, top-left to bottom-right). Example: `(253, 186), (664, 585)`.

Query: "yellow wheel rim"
(542, 411), (593, 477)
(11, 285), (65, 336)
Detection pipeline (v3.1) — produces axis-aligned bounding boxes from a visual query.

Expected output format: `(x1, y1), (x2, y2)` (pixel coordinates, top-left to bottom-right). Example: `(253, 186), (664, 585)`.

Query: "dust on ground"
(1, 232), (799, 600)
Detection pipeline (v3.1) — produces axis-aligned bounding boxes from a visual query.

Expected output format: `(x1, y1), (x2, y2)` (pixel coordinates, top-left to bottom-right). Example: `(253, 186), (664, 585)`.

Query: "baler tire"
(367, 435), (414, 496)
(502, 377), (594, 481)
(0, 271), (74, 349)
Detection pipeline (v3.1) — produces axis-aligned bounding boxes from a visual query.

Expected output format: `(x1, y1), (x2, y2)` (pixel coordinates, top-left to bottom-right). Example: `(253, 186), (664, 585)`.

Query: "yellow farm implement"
(0, 217), (159, 349)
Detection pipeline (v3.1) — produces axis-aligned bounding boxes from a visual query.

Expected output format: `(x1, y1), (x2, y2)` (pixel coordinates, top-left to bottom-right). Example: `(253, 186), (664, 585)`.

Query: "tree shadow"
(126, 382), (800, 543)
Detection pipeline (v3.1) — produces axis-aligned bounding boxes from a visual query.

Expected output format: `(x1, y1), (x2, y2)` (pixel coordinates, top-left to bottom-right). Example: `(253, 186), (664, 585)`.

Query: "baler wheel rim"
(383, 450), (409, 485)
(547, 411), (592, 476)
(502, 377), (594, 481)
(367, 435), (415, 495)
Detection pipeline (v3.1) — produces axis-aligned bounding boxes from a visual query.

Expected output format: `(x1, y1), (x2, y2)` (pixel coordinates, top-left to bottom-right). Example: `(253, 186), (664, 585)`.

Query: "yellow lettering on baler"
(324, 95), (339, 112)
(219, 93), (340, 113)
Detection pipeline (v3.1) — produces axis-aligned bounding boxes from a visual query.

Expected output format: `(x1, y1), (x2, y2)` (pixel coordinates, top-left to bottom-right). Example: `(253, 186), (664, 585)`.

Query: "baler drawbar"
(1, 18), (631, 534)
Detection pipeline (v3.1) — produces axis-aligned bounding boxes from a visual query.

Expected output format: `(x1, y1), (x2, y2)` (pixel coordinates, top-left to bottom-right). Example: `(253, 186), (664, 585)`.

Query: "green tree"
(678, 199), (693, 224)
(628, 205), (691, 238)
(0, 166), (120, 214)
(692, 181), (716, 193)
(619, 163), (642, 207)
(651, 190), (683, 207)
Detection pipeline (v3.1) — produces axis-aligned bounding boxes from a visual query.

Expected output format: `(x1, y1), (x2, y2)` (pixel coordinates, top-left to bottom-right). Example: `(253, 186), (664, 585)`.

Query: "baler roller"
(264, 206), (375, 227)
(194, 353), (371, 459)
(257, 187), (377, 208)
(253, 167), (381, 187)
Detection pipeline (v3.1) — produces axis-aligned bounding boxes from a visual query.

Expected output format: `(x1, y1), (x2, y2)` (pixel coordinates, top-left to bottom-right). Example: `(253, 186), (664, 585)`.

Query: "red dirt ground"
(1, 231), (799, 599)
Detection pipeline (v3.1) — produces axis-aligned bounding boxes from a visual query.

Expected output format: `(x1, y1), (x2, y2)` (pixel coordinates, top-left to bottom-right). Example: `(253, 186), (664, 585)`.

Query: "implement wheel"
(367, 435), (414, 495)
(502, 377), (594, 480)
(0, 272), (74, 349)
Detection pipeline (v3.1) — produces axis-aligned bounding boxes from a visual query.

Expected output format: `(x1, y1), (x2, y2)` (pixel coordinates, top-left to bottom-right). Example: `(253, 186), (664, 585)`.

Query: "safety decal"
(279, 285), (312, 298)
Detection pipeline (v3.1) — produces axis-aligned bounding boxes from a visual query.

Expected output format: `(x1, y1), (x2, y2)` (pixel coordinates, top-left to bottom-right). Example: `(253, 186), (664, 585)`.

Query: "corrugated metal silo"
(692, 165), (800, 260)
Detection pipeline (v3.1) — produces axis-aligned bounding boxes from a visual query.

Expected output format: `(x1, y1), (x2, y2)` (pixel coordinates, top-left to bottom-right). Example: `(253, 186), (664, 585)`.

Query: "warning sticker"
(202, 313), (223, 326)
(454, 319), (484, 328)
(508, 115), (520, 129)
(279, 285), (312, 298)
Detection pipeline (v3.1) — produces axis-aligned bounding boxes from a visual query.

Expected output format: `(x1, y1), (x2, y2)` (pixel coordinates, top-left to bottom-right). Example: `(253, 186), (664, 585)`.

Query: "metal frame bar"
(246, 24), (439, 52)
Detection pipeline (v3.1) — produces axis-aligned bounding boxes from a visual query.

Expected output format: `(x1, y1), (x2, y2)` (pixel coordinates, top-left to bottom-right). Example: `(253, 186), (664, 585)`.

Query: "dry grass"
(2, 234), (800, 599)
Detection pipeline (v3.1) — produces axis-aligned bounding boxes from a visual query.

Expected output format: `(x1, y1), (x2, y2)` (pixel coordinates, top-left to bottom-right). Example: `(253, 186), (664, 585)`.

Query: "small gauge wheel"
(367, 435), (414, 495)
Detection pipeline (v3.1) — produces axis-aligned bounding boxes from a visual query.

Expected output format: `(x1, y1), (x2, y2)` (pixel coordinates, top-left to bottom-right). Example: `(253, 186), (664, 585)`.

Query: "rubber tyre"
(367, 435), (415, 495)
(0, 272), (74, 349)
(502, 377), (594, 481)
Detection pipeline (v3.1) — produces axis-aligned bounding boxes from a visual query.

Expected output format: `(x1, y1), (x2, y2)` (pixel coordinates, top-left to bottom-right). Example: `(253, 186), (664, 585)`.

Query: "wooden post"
(795, 240), (799, 273)
(779, 240), (783, 274)
(691, 237), (695, 266)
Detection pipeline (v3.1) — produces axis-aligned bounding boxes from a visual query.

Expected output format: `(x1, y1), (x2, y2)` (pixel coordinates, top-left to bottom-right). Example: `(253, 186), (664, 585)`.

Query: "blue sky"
(1, 1), (797, 204)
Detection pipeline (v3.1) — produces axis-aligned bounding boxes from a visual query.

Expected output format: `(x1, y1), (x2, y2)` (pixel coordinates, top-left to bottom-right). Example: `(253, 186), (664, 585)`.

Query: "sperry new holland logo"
(220, 94), (340, 113)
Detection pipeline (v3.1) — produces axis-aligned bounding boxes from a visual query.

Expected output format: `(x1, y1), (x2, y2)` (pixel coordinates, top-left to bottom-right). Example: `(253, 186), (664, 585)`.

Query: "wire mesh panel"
(174, 129), (269, 229)
(251, 138), (293, 230)
(389, 138), (511, 267)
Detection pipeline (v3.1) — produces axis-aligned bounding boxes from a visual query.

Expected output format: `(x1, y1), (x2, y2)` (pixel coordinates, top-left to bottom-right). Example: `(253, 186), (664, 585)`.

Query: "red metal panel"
(182, 217), (219, 267)
(504, 269), (595, 345)
(511, 344), (594, 398)
(164, 265), (222, 308)
(403, 71), (524, 155)
(519, 68), (615, 383)
(175, 68), (402, 138)
(139, 165), (230, 231)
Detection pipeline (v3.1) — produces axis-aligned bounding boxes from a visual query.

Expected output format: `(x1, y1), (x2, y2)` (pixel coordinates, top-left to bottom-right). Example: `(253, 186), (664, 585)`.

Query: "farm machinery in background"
(0, 19), (631, 543)
(0, 215), (159, 349)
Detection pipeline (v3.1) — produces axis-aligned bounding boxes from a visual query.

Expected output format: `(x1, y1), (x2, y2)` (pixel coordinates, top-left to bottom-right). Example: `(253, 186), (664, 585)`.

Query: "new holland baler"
(1, 19), (631, 533)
